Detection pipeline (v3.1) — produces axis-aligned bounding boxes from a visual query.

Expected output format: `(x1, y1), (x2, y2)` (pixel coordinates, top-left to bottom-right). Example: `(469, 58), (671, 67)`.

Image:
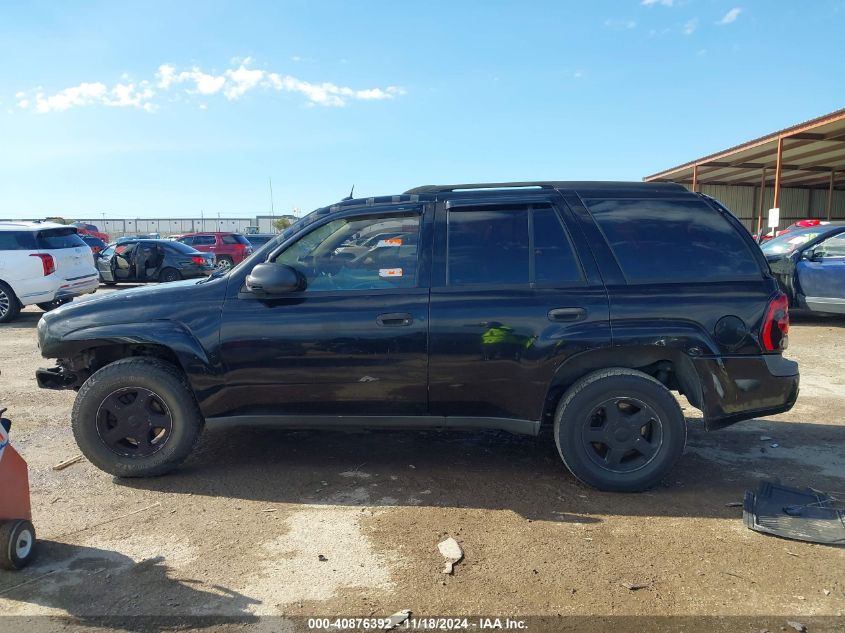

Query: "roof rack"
(404, 181), (686, 195)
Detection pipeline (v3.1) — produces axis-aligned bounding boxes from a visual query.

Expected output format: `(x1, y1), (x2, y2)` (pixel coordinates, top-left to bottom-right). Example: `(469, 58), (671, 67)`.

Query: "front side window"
(815, 233), (845, 258)
(193, 235), (216, 246)
(272, 213), (420, 291)
(586, 198), (761, 282)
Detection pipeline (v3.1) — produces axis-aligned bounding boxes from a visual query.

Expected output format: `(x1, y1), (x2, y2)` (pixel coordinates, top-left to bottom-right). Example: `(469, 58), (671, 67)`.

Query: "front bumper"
(36, 366), (80, 390)
(694, 354), (799, 430)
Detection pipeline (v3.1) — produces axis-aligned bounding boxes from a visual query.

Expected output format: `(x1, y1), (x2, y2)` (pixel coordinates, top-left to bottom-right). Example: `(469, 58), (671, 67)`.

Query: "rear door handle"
(548, 307), (587, 322)
(377, 312), (414, 327)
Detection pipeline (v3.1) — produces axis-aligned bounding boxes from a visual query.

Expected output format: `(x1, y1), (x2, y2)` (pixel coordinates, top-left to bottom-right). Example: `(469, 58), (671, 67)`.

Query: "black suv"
(36, 182), (799, 491)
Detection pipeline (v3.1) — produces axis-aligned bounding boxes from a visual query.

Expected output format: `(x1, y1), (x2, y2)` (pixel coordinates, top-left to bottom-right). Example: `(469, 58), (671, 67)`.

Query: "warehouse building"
(645, 108), (845, 234)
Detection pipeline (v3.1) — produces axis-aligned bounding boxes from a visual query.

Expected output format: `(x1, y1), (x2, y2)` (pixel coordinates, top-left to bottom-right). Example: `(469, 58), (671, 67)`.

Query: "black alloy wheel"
(95, 387), (174, 457)
(580, 397), (664, 473)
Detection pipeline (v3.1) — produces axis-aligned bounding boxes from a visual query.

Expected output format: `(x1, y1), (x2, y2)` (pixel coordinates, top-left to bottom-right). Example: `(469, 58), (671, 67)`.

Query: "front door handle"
(377, 312), (414, 327)
(548, 307), (587, 322)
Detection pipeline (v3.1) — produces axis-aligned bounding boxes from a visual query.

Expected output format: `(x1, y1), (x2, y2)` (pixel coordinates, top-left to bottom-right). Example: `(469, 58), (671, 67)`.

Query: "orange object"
(0, 429), (32, 522)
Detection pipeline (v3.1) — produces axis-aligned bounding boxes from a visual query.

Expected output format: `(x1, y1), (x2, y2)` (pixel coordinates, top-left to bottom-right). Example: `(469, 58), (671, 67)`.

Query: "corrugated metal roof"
(645, 108), (845, 189)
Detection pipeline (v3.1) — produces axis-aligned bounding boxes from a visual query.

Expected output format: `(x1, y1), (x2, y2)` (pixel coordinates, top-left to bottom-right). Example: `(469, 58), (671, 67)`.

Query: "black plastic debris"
(743, 481), (845, 545)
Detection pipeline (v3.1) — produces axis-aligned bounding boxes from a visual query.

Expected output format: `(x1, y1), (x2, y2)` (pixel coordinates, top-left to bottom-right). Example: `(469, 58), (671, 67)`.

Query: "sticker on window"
(376, 238), (403, 247)
(379, 268), (403, 278)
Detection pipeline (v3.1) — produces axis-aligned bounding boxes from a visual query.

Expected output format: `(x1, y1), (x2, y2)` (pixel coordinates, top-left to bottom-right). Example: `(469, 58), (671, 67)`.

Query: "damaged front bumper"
(36, 366), (81, 391)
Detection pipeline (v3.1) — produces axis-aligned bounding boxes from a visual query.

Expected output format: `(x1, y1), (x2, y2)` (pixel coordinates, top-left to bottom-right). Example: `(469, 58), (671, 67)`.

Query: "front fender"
(58, 320), (213, 376)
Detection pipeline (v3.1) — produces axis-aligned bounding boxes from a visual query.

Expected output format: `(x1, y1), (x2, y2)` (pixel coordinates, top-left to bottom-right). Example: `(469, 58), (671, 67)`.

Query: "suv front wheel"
(554, 368), (686, 492)
(72, 358), (204, 477)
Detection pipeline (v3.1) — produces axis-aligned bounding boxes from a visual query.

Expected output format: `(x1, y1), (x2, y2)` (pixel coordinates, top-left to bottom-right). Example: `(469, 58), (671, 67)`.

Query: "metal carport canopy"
(644, 108), (845, 230)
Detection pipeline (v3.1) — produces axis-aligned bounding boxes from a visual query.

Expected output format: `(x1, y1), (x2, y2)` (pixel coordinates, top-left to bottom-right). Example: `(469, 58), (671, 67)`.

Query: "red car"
(72, 222), (110, 243)
(760, 219), (827, 242)
(172, 232), (253, 270)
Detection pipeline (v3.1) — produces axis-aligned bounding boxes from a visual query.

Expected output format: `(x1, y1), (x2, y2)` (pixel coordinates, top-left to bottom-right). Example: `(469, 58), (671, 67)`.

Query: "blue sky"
(0, 0), (843, 219)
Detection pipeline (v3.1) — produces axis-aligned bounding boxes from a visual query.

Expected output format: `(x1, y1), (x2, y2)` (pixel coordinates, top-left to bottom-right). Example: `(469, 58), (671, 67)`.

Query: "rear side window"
(584, 198), (761, 283)
(37, 228), (87, 250)
(448, 208), (529, 285)
(222, 234), (250, 245)
(0, 231), (37, 250)
(533, 207), (582, 283)
(446, 204), (582, 286)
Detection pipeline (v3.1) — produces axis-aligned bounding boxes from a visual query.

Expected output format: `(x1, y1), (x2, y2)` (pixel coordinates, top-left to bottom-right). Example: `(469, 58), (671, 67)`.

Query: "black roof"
(404, 181), (687, 194)
(289, 181), (691, 238)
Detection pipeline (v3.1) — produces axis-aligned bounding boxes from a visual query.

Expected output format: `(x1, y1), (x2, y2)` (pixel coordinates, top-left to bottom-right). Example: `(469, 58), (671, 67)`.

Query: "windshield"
(761, 225), (840, 255)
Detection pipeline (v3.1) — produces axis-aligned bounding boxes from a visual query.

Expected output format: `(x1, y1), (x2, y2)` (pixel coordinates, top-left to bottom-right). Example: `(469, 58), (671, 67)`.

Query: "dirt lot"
(1, 286), (843, 632)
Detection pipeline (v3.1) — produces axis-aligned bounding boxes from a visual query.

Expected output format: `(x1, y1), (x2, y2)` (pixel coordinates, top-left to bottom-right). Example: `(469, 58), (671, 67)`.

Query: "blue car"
(763, 223), (845, 314)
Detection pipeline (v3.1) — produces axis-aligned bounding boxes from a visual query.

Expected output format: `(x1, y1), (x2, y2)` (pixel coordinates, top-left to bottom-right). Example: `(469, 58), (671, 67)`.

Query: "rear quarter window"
(0, 231), (37, 250)
(36, 228), (87, 250)
(222, 234), (250, 244)
(584, 198), (761, 283)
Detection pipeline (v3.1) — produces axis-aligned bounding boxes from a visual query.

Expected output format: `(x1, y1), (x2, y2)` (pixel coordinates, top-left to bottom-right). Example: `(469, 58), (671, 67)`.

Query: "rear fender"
(544, 343), (705, 420)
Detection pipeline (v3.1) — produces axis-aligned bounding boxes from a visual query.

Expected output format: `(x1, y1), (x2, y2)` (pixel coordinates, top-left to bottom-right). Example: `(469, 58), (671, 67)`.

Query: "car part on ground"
(743, 480), (845, 545)
(36, 181), (799, 491)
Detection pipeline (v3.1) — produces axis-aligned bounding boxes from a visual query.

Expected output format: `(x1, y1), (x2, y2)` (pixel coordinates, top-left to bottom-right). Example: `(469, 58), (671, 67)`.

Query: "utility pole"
(269, 177), (275, 220)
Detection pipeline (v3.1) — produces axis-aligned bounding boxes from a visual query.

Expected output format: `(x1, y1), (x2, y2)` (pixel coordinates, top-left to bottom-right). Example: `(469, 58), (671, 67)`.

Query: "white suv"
(0, 222), (99, 323)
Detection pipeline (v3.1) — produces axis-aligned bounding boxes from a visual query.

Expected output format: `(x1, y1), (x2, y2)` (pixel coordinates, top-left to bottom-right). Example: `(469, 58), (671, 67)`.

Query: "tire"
(0, 519), (36, 570)
(71, 358), (204, 477)
(553, 368), (686, 492)
(37, 298), (72, 312)
(158, 268), (181, 283)
(215, 256), (233, 271)
(0, 281), (21, 324)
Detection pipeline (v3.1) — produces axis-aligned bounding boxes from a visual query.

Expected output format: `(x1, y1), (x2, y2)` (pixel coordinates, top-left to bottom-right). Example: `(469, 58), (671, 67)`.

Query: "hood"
(38, 276), (228, 358)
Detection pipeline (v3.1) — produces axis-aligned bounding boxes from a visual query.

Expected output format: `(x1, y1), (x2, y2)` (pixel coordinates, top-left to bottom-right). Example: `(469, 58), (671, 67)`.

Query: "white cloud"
(15, 59), (406, 113)
(223, 64), (265, 100)
(641, 0), (674, 6)
(265, 73), (404, 107)
(717, 7), (742, 24)
(683, 18), (698, 34)
(34, 82), (107, 112)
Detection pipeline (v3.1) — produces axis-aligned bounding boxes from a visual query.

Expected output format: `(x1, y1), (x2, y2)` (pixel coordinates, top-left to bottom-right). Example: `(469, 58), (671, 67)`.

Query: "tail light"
(191, 255), (206, 265)
(30, 253), (56, 276)
(762, 292), (789, 352)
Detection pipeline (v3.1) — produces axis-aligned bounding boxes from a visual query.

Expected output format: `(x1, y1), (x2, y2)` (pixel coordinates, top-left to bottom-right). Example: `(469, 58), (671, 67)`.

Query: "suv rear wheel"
(215, 256), (233, 271)
(72, 358), (203, 477)
(554, 368), (686, 492)
(0, 281), (21, 324)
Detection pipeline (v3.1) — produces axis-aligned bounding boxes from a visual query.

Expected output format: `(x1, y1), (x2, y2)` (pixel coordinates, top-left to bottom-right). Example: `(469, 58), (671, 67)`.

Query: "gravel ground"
(0, 287), (843, 632)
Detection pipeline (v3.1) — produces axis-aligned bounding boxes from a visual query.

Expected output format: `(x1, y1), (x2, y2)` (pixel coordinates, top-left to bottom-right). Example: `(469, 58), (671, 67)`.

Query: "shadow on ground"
(119, 417), (845, 522)
(0, 541), (259, 631)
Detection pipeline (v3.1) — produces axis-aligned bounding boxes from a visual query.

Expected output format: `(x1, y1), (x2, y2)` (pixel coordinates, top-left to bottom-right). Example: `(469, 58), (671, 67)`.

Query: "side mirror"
(246, 263), (305, 296)
(802, 249), (821, 262)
